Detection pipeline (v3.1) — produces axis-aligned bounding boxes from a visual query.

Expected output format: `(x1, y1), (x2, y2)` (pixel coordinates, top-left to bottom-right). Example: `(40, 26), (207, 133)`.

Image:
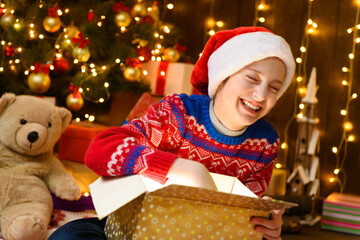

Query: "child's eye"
(246, 75), (259, 82)
(269, 85), (281, 93)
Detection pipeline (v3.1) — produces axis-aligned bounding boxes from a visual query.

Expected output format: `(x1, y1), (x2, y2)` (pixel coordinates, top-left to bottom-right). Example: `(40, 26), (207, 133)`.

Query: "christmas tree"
(0, 0), (187, 118)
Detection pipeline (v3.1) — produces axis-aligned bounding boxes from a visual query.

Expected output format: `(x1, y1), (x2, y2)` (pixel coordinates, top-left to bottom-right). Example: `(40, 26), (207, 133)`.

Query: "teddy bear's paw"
(57, 184), (81, 201)
(5, 215), (46, 240)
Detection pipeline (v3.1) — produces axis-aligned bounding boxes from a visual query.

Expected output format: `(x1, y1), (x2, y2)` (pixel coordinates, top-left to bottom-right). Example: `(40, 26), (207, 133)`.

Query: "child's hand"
(167, 158), (218, 191)
(250, 196), (285, 240)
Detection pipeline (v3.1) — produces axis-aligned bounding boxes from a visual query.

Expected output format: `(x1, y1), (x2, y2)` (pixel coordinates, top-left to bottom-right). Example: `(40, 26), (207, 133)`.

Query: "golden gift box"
(89, 173), (297, 240)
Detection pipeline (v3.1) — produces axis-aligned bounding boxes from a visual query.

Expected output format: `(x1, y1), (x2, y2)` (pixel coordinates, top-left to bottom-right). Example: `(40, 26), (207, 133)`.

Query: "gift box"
(89, 173), (297, 240)
(142, 60), (194, 96)
(126, 92), (162, 122)
(58, 122), (108, 163)
(322, 192), (360, 235)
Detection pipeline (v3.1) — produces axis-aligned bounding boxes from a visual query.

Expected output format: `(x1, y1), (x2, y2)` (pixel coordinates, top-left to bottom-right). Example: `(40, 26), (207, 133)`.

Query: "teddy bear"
(0, 93), (81, 240)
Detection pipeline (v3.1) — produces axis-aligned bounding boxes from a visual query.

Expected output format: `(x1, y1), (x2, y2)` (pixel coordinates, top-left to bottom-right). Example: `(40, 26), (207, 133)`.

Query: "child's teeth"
(244, 100), (260, 111)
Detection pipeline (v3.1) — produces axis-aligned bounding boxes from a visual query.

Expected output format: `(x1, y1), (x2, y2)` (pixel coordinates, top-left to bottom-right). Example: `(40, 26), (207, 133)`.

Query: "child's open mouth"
(241, 99), (261, 112)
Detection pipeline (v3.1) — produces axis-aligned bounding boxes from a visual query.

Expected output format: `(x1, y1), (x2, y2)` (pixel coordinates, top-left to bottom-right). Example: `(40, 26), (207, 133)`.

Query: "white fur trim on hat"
(207, 31), (295, 99)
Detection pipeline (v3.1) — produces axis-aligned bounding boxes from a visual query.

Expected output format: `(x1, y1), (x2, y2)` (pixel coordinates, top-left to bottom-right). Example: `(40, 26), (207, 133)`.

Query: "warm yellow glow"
(154, 33), (159, 38)
(216, 21), (224, 28)
(259, 17), (265, 23)
(39, 34), (44, 39)
(312, 23), (318, 28)
(160, 71), (166, 76)
(281, 143), (287, 149)
(73, 59), (79, 64)
(50, 65), (54, 70)
(101, 66), (106, 70)
(89, 115), (95, 122)
(13, 22), (21, 31)
(334, 169), (340, 175)
(57, 9), (63, 16)
(167, 3), (174, 9)
(97, 22), (102, 27)
(64, 8), (70, 14)
(151, 56), (156, 61)
(307, 19), (313, 25)
(104, 82), (109, 88)
(143, 70), (148, 75)
(0, 67), (4, 72)
(24, 70), (29, 75)
(298, 87), (307, 95)
(356, 0), (360, 6)
(307, 28), (314, 34)
(1, 41), (5, 45)
(156, 56), (161, 61)
(115, 58), (121, 63)
(85, 114), (89, 118)
(352, 93), (358, 99)
(342, 67), (349, 72)
(92, 72), (97, 77)
(342, 80), (349, 86)
(300, 46), (306, 52)
(207, 18), (215, 28)
(332, 147), (338, 153)
(296, 57), (302, 63)
(17, 47), (22, 52)
(209, 30), (215, 36)
(297, 113), (303, 119)
(275, 163), (284, 169)
(99, 98), (104, 103)
(299, 103), (305, 109)
(349, 53), (354, 59)
(329, 177), (336, 183)
(79, 88), (83, 93)
(296, 76), (303, 82)
(356, 37), (360, 43)
(75, 117), (81, 122)
(163, 25), (170, 33)
(348, 135), (356, 142)
(344, 121), (353, 131)
(340, 109), (347, 115)
(348, 28), (353, 34)
(101, 15), (106, 20)
(90, 63), (95, 68)
(258, 4), (265, 10)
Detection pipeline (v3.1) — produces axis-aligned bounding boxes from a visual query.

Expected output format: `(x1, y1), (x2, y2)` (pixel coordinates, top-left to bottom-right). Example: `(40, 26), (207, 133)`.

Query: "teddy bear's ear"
(0, 92), (16, 115)
(57, 107), (72, 132)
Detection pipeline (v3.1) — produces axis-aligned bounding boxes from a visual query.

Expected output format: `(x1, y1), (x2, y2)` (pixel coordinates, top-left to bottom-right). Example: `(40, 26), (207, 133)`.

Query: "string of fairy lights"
(328, 1), (360, 192)
(281, 0), (317, 165)
(253, 0), (266, 26)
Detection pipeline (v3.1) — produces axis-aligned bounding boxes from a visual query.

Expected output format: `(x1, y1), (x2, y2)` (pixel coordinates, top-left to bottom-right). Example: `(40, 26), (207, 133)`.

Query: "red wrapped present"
(58, 122), (108, 162)
(142, 60), (194, 96)
(126, 92), (162, 122)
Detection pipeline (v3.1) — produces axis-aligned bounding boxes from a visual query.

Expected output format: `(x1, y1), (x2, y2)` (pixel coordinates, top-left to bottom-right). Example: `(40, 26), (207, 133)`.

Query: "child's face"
(213, 57), (286, 131)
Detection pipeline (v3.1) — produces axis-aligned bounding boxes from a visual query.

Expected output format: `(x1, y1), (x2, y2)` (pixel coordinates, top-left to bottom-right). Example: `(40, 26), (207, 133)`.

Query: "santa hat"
(190, 26), (295, 99)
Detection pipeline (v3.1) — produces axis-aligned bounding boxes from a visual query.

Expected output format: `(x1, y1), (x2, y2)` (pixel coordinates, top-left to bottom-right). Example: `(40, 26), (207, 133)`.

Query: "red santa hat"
(190, 26), (295, 99)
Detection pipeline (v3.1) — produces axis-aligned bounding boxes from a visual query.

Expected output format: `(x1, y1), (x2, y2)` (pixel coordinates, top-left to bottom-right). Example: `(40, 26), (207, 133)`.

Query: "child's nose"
(253, 85), (267, 101)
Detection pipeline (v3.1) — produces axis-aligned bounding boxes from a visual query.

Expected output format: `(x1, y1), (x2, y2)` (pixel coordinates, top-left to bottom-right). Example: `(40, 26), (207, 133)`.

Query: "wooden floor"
(282, 222), (360, 240)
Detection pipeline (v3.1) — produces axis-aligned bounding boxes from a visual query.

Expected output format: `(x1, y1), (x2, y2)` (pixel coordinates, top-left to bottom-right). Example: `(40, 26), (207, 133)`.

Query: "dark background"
(156, 0), (360, 197)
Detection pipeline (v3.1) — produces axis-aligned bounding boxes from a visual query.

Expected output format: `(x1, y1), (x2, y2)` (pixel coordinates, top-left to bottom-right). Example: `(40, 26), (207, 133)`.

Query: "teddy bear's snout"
(27, 131), (39, 143)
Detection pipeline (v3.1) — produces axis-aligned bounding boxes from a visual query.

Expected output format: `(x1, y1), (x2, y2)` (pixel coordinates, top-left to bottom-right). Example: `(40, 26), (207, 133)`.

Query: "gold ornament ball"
(72, 46), (91, 62)
(115, 11), (131, 28)
(43, 16), (62, 33)
(65, 26), (80, 39)
(131, 3), (147, 17)
(1, 13), (15, 30)
(163, 47), (180, 63)
(124, 67), (141, 81)
(28, 72), (51, 94)
(66, 93), (84, 112)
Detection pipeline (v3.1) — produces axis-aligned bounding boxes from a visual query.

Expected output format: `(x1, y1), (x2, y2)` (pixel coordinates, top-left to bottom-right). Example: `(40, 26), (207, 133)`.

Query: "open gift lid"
(89, 173), (298, 219)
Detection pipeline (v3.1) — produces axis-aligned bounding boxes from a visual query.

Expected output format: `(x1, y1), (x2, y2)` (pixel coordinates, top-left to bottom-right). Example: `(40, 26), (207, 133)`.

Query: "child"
(49, 26), (295, 240)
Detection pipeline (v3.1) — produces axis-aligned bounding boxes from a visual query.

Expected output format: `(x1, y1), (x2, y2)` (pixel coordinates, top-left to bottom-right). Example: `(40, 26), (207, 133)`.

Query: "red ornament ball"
(53, 56), (69, 73)
(141, 15), (154, 25)
(87, 10), (96, 22)
(4, 44), (15, 57)
(136, 46), (152, 62)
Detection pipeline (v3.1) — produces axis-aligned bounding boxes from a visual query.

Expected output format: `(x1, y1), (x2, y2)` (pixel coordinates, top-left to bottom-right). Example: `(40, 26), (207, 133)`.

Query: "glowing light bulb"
(332, 147), (338, 153)
(349, 53), (354, 59)
(167, 3), (174, 9)
(259, 17), (265, 23)
(89, 115), (95, 122)
(342, 67), (349, 72)
(352, 93), (357, 99)
(348, 28), (353, 34)
(329, 177), (336, 183)
(296, 58), (302, 63)
(334, 169), (340, 175)
(296, 76), (303, 82)
(342, 80), (349, 86)
(300, 46), (306, 52)
(299, 103), (304, 109)
(340, 109), (347, 115)
(307, 19), (313, 25)
(258, 4), (265, 10)
(281, 143), (287, 149)
(348, 135), (355, 142)
(344, 121), (353, 131)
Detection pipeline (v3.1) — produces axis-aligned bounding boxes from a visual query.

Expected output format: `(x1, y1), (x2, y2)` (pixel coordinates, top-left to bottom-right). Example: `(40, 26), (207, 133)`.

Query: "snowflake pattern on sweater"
(85, 94), (279, 196)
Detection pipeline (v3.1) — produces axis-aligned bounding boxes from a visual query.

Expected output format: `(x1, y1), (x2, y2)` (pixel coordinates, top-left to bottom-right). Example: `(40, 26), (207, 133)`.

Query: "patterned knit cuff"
(142, 150), (177, 184)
